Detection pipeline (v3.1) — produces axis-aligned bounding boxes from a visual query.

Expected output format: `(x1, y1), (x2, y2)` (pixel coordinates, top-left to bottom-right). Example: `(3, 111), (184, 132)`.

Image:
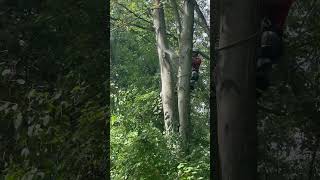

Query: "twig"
(0, 100), (18, 105)
(111, 17), (153, 31)
(193, 0), (209, 35)
(257, 104), (284, 116)
(198, 51), (209, 60)
(116, 2), (152, 25)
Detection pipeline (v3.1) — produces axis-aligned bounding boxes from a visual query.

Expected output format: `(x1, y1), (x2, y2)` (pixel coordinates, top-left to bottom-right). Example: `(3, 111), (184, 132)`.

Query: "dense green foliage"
(0, 0), (107, 179)
(110, 0), (210, 179)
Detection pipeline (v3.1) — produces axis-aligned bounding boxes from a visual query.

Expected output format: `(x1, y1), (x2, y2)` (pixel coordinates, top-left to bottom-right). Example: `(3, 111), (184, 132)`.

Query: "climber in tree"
(256, 0), (295, 96)
(190, 50), (202, 90)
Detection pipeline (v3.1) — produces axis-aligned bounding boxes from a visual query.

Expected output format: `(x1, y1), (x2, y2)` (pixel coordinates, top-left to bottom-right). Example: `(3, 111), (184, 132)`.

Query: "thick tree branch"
(198, 51), (209, 60)
(111, 17), (178, 41)
(176, 1), (208, 35)
(153, 0), (179, 135)
(110, 17), (153, 31)
(193, 0), (209, 35)
(116, 2), (153, 25)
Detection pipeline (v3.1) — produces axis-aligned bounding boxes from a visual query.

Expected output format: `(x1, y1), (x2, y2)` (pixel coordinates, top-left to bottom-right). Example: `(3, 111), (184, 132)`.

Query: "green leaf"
(27, 126), (34, 137)
(0, 102), (10, 111)
(28, 89), (36, 98)
(21, 147), (30, 157)
(11, 104), (18, 111)
(14, 112), (23, 129)
(16, 79), (26, 85)
(42, 115), (50, 126)
(36, 172), (45, 178)
(111, 115), (117, 125)
(1, 69), (11, 76)
(53, 90), (62, 100)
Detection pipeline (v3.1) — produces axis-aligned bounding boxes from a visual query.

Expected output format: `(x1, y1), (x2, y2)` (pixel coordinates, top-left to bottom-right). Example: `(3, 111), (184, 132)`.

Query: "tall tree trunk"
(177, 0), (195, 151)
(215, 0), (259, 179)
(211, 0), (220, 178)
(153, 0), (179, 135)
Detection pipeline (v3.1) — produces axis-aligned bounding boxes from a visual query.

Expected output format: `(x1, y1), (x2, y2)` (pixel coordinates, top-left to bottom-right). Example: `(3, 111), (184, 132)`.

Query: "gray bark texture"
(177, 0), (195, 150)
(153, 0), (179, 135)
(215, 0), (259, 179)
(152, 0), (197, 152)
(170, 0), (182, 37)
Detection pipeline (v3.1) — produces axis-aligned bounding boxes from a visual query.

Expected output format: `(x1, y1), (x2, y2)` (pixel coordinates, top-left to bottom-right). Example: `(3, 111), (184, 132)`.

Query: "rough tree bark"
(153, 0), (179, 135)
(152, 0), (203, 152)
(211, 0), (220, 178)
(170, 0), (182, 37)
(177, 0), (195, 151)
(215, 0), (259, 179)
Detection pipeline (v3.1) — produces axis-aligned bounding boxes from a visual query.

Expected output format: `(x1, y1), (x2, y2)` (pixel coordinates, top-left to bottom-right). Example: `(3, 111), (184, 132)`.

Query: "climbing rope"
(215, 31), (259, 52)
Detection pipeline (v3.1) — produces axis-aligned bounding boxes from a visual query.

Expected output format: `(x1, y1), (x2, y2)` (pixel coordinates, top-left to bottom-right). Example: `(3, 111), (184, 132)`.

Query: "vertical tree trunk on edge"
(215, 0), (259, 179)
(211, 0), (220, 178)
(153, 0), (179, 135)
(177, 0), (195, 151)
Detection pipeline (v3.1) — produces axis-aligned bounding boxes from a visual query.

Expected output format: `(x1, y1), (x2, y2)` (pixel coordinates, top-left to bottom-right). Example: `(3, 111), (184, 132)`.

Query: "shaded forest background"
(0, 0), (108, 179)
(256, 0), (320, 179)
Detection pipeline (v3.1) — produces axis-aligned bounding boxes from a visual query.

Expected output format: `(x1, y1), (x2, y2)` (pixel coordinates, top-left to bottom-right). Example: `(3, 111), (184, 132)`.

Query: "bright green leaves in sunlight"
(110, 0), (210, 179)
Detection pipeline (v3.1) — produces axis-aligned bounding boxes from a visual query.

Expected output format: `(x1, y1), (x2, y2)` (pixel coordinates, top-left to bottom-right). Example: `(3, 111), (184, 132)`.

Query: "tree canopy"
(0, 0), (107, 179)
(111, 0), (210, 179)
